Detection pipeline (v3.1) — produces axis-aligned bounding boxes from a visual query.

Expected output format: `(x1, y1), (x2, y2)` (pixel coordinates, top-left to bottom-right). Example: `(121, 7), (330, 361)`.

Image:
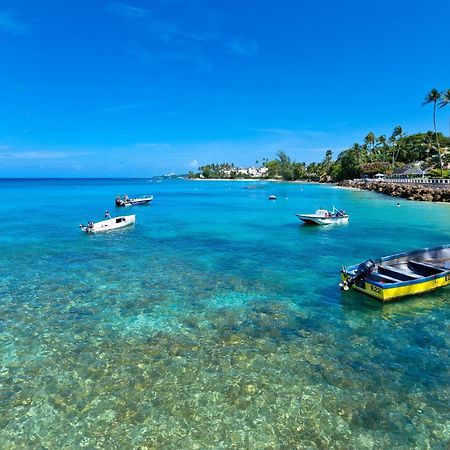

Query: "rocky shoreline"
(338, 179), (450, 202)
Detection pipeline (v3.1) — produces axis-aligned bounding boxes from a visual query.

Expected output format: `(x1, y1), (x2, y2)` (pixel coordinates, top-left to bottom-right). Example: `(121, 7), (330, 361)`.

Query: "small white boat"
(268, 195), (277, 200)
(296, 207), (348, 225)
(80, 214), (136, 233)
(115, 195), (153, 207)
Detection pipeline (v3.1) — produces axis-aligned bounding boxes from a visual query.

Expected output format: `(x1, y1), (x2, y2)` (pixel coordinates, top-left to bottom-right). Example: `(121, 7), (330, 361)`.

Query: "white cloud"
(0, 151), (88, 160)
(0, 10), (30, 35)
(225, 38), (258, 56)
(100, 103), (148, 113)
(107, 2), (148, 18)
(252, 128), (329, 138)
(110, 4), (258, 71)
(134, 142), (170, 149)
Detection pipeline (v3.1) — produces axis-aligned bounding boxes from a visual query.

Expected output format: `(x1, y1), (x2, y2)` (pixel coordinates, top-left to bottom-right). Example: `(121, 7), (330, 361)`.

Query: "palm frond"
(422, 88), (441, 105)
(438, 89), (450, 108)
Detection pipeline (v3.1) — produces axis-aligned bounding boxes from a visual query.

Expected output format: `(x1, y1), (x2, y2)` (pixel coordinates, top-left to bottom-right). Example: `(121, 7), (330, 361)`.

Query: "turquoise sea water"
(0, 178), (449, 449)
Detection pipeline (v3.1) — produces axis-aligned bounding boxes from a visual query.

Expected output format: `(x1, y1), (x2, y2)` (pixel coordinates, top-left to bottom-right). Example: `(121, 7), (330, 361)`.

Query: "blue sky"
(1, 0), (449, 177)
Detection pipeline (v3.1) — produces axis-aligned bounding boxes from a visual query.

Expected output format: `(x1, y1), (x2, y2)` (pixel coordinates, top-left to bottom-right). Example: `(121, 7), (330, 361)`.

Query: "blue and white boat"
(115, 195), (153, 207)
(296, 207), (348, 225)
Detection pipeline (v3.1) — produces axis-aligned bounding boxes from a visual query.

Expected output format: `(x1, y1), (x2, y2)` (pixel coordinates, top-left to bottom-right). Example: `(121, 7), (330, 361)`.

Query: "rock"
(337, 180), (450, 202)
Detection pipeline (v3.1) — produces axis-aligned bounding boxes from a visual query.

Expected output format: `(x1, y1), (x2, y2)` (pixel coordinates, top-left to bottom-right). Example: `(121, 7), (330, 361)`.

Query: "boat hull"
(352, 275), (450, 301)
(341, 244), (450, 301)
(81, 215), (136, 233)
(130, 198), (152, 205)
(116, 196), (153, 207)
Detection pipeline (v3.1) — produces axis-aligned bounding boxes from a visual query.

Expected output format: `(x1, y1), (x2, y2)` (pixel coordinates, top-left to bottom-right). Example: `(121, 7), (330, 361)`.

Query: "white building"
(238, 166), (268, 178)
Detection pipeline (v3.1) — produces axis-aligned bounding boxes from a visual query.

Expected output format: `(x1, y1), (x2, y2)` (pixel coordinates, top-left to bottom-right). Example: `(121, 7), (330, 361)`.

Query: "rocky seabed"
(338, 180), (450, 202)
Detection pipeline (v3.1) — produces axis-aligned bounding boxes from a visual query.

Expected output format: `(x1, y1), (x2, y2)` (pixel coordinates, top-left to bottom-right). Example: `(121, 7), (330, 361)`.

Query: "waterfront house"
(392, 166), (426, 179)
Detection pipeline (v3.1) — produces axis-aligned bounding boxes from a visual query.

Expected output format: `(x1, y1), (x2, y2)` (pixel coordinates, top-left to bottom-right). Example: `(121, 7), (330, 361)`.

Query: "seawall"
(338, 179), (450, 202)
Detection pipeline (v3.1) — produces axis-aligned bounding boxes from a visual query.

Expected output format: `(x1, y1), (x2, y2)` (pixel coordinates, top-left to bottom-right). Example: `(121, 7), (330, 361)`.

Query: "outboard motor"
(340, 259), (375, 290)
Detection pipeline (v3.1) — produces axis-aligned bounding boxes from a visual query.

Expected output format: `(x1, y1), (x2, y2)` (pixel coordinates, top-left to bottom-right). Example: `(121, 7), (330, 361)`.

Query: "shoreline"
(188, 178), (323, 184)
(189, 177), (450, 202)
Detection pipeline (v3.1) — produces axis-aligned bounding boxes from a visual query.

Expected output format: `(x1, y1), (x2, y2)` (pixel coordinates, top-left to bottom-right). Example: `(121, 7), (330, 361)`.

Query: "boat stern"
(339, 266), (352, 289)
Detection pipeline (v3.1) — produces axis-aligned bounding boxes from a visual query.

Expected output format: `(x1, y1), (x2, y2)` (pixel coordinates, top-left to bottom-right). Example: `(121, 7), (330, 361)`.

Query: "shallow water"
(0, 178), (449, 449)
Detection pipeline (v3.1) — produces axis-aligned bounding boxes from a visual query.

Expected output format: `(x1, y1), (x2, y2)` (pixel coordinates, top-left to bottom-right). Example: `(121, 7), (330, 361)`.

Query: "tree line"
(190, 88), (450, 181)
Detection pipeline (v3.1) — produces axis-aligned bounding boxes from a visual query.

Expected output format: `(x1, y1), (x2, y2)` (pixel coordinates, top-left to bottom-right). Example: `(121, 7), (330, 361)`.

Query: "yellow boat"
(340, 244), (450, 301)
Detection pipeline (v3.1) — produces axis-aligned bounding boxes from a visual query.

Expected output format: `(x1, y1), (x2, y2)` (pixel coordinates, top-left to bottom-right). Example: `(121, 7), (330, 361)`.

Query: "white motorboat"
(115, 195), (153, 207)
(80, 214), (136, 233)
(296, 207), (348, 225)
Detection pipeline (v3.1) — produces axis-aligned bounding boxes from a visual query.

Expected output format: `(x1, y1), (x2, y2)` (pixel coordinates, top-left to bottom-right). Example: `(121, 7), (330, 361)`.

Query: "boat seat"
(378, 265), (422, 281)
(407, 260), (446, 275)
(368, 272), (399, 284)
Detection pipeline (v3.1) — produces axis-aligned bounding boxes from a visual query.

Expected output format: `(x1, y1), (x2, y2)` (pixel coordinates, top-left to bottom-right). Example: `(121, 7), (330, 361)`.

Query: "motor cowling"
(355, 260), (375, 278)
(341, 259), (375, 290)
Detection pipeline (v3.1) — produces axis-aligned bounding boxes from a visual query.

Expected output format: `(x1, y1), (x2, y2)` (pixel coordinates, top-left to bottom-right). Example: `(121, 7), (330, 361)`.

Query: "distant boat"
(268, 195), (277, 200)
(296, 207), (348, 225)
(115, 195), (153, 207)
(79, 214), (136, 233)
(340, 244), (450, 301)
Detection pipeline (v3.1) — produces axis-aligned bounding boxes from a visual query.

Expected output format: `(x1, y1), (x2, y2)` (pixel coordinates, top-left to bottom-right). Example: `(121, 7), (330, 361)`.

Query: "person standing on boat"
(105, 210), (111, 219)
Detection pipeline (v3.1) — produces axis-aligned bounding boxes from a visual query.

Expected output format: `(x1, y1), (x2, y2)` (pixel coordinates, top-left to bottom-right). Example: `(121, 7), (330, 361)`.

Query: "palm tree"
(439, 89), (450, 137)
(375, 135), (387, 161)
(351, 143), (362, 168)
(423, 88), (443, 176)
(390, 126), (403, 166)
(364, 132), (376, 161)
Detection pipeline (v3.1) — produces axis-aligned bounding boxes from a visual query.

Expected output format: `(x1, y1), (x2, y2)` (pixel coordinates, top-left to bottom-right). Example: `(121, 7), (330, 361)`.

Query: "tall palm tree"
(364, 132), (376, 161)
(375, 135), (387, 161)
(423, 88), (443, 176)
(351, 143), (362, 168)
(439, 89), (450, 137)
(390, 126), (403, 166)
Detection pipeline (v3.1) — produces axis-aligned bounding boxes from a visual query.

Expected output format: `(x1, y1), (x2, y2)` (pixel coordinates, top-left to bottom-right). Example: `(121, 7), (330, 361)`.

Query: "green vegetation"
(329, 130), (450, 181)
(189, 88), (450, 181)
(189, 163), (240, 179)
